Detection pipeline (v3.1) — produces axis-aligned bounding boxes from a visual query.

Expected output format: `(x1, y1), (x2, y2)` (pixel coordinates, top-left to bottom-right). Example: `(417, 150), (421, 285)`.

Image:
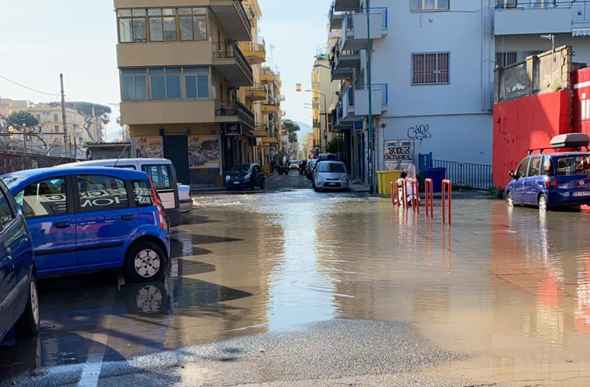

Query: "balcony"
(261, 101), (280, 114)
(354, 84), (388, 116)
(213, 43), (253, 87)
(239, 40), (266, 65)
(245, 85), (267, 101)
(260, 68), (277, 83)
(341, 8), (388, 51)
(254, 124), (268, 138)
(210, 0), (252, 41)
(121, 100), (216, 126)
(331, 46), (360, 80)
(495, 1), (590, 36)
(216, 102), (255, 130)
(333, 0), (361, 12)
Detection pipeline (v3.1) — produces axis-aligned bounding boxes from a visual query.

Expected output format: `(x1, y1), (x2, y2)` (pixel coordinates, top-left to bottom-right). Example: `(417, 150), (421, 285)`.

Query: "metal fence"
(0, 152), (74, 176)
(432, 160), (494, 190)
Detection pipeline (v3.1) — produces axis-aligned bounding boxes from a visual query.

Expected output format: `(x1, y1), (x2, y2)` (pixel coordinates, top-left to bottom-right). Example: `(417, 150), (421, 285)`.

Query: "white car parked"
(313, 161), (350, 192)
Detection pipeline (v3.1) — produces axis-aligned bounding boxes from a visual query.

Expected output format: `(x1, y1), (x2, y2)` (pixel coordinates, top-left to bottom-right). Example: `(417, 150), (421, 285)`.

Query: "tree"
(282, 119), (300, 144)
(7, 111), (39, 129)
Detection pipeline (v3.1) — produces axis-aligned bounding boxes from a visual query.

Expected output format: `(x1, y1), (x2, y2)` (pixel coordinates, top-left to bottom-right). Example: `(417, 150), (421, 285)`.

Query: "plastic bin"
(423, 168), (446, 193)
(377, 170), (402, 196)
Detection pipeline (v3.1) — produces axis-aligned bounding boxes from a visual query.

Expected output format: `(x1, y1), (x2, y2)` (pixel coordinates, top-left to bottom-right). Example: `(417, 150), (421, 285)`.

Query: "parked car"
(0, 179), (38, 342)
(2, 167), (170, 282)
(289, 161), (300, 170)
(61, 159), (192, 226)
(225, 164), (266, 190)
(313, 161), (350, 192)
(306, 159), (318, 180)
(318, 153), (338, 162)
(506, 134), (590, 210)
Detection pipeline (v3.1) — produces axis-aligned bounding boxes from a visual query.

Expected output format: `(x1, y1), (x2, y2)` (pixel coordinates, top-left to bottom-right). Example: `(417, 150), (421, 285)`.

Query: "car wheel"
(126, 241), (167, 283)
(506, 191), (514, 207)
(16, 277), (40, 337)
(538, 194), (549, 211)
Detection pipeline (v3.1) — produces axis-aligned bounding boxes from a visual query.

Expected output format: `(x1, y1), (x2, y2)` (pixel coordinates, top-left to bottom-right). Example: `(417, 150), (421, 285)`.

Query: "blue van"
(506, 151), (590, 210)
(0, 179), (38, 342)
(1, 167), (170, 282)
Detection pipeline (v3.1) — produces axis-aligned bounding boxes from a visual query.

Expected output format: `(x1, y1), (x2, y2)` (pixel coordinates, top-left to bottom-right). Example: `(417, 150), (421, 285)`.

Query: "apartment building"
(328, 0), (590, 186)
(259, 66), (283, 163)
(114, 0), (256, 186)
(312, 54), (340, 155)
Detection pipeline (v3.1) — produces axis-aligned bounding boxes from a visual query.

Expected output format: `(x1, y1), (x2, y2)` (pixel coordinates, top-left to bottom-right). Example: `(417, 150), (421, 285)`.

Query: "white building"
(329, 0), (590, 186)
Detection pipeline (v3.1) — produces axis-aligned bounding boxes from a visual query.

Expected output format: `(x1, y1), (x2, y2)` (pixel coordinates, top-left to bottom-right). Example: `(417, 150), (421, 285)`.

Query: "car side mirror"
(509, 170), (517, 179)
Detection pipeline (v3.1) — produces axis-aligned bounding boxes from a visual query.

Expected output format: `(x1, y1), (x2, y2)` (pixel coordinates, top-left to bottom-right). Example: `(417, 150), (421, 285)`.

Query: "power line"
(0, 74), (59, 97)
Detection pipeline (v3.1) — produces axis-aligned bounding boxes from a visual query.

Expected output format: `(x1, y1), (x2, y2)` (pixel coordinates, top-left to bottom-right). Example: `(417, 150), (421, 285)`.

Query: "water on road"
(3, 180), (590, 386)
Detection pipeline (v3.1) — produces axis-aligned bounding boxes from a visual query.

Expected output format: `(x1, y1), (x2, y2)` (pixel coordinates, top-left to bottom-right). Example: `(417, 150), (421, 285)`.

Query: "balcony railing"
(233, 0), (253, 36)
(495, 0), (577, 9)
(216, 101), (255, 129)
(214, 42), (253, 84)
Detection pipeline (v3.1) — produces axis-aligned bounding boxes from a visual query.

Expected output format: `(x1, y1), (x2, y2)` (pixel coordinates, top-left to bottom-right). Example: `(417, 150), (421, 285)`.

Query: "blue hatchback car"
(1, 167), (170, 282)
(506, 152), (590, 210)
(0, 179), (38, 342)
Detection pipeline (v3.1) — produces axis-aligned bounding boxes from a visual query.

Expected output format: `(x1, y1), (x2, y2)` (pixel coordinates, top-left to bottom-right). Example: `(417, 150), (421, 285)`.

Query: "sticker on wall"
(384, 140), (414, 170)
(189, 135), (220, 169)
(134, 137), (163, 159)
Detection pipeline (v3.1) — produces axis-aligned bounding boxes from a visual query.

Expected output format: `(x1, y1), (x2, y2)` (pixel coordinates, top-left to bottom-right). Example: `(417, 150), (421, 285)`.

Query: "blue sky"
(0, 0), (332, 139)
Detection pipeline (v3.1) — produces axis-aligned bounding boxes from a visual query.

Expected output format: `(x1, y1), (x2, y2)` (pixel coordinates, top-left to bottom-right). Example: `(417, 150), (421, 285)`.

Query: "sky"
(0, 0), (332, 140)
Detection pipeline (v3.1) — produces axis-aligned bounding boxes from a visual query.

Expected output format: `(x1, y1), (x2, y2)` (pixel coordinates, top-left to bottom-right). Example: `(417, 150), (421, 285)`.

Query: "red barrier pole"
(402, 179), (408, 209)
(412, 179), (419, 213)
(425, 178), (433, 218)
(391, 180), (396, 207)
(442, 179), (452, 225)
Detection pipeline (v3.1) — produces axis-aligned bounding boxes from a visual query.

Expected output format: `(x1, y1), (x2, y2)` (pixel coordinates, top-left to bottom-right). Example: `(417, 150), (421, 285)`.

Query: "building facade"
(114, 0), (257, 186)
(328, 0), (590, 187)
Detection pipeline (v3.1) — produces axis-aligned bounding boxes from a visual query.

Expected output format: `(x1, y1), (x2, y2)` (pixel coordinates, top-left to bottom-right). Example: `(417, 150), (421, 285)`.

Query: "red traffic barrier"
(442, 179), (453, 225)
(424, 178), (434, 218)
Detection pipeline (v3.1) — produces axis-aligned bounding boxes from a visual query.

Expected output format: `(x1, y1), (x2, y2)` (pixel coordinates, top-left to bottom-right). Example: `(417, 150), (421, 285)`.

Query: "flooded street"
(3, 178), (590, 386)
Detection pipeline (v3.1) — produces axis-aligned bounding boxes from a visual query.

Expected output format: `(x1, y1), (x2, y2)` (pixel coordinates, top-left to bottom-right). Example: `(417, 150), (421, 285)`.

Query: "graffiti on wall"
(188, 135), (220, 169)
(134, 137), (163, 158)
(407, 124), (432, 143)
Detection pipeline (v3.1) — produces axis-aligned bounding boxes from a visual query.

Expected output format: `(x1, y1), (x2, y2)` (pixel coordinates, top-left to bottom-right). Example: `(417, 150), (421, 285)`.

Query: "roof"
(2, 166), (148, 192)
(62, 158), (172, 167)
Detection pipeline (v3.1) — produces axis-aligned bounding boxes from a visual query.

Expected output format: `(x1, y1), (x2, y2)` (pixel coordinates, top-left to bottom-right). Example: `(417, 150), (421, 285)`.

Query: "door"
(16, 177), (77, 273)
(74, 174), (133, 268)
(163, 135), (189, 185)
(512, 157), (530, 204)
(523, 156), (542, 205)
(0, 187), (17, 337)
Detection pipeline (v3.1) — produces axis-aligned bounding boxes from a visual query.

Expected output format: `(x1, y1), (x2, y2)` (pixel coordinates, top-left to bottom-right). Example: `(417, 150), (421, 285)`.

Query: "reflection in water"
(5, 192), (590, 384)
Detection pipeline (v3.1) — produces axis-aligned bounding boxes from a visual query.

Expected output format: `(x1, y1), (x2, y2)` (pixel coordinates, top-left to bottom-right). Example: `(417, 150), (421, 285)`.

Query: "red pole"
(442, 179), (452, 225)
(402, 179), (408, 209)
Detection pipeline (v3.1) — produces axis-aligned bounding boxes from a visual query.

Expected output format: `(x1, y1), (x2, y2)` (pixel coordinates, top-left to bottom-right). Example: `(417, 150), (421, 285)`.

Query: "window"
(53, 113), (59, 122)
(185, 68), (209, 99)
(412, 53), (449, 85)
(133, 180), (153, 207)
(142, 165), (172, 190)
(121, 69), (147, 101)
(496, 52), (518, 68)
(118, 9), (146, 43)
(412, 0), (449, 12)
(0, 189), (14, 229)
(150, 67), (181, 99)
(516, 158), (529, 178)
(17, 178), (67, 218)
(319, 163), (346, 173)
(77, 175), (129, 212)
(148, 9), (163, 41)
(163, 9), (177, 41)
(528, 157), (541, 177)
(179, 8), (208, 41)
(496, 0), (517, 9)
(556, 156), (590, 176)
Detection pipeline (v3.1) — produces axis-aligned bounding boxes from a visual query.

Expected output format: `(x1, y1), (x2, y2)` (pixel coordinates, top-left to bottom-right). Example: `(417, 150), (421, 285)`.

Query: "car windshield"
(231, 165), (251, 174)
(555, 155), (590, 176)
(1, 174), (24, 189)
(319, 163), (346, 173)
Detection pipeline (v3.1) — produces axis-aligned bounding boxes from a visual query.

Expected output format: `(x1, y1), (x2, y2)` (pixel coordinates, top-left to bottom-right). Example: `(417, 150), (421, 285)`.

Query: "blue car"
(506, 152), (590, 210)
(1, 167), (170, 282)
(0, 179), (38, 342)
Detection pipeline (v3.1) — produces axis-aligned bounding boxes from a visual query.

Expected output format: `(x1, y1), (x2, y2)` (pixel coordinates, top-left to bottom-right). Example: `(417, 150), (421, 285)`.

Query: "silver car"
(313, 161), (349, 192)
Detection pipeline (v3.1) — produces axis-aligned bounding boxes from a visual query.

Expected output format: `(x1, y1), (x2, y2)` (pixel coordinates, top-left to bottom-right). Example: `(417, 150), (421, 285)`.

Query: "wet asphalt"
(2, 172), (590, 386)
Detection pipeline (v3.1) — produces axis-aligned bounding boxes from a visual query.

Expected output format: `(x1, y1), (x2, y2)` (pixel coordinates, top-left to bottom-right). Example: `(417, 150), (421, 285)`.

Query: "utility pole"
(60, 73), (68, 157)
(366, 0), (375, 193)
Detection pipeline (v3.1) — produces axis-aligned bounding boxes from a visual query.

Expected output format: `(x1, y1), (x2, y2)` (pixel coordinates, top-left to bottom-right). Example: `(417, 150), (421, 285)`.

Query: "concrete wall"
(496, 34), (590, 65)
(495, 7), (573, 36)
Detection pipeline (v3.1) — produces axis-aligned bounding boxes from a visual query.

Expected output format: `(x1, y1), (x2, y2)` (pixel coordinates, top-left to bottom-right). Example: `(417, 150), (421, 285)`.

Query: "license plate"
(574, 191), (590, 197)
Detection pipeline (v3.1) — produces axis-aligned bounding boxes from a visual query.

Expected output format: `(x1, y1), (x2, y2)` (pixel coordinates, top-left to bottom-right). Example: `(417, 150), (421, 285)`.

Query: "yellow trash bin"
(377, 170), (402, 196)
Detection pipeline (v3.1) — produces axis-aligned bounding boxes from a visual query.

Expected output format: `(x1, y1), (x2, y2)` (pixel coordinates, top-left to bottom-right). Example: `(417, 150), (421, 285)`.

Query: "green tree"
(282, 119), (300, 144)
(7, 111), (39, 128)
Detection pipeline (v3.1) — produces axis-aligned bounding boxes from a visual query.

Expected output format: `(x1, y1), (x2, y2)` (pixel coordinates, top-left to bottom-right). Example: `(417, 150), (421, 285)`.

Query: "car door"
(16, 176), (77, 273)
(74, 174), (133, 268)
(512, 157), (530, 204)
(522, 156), (542, 205)
(0, 187), (17, 338)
